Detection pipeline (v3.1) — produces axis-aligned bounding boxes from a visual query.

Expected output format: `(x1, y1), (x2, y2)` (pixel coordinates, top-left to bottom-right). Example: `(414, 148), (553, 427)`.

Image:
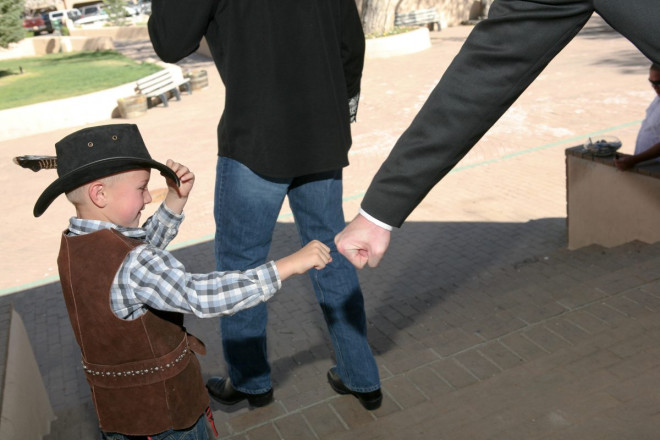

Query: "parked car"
(75, 9), (109, 26)
(43, 9), (81, 31)
(80, 4), (104, 18)
(76, 4), (109, 25)
(22, 15), (50, 35)
(48, 9), (82, 23)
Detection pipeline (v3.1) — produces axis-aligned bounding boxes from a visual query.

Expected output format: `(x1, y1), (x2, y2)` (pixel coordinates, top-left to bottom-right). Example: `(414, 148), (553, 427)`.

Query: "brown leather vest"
(58, 228), (209, 435)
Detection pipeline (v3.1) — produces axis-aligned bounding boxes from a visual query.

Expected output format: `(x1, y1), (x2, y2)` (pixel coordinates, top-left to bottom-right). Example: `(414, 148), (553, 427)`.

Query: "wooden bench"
(135, 67), (191, 108)
(394, 8), (441, 31)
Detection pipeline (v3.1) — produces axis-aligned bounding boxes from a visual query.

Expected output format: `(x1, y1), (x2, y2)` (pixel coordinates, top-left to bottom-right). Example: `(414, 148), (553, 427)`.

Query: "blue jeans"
(100, 414), (208, 440)
(214, 157), (380, 393)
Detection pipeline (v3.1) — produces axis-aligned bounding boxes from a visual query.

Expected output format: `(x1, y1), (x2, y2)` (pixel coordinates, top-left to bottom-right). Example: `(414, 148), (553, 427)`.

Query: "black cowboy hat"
(32, 124), (180, 217)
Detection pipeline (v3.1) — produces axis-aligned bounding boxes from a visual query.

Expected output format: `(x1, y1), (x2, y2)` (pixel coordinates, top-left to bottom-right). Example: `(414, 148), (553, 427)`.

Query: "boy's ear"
(88, 181), (108, 208)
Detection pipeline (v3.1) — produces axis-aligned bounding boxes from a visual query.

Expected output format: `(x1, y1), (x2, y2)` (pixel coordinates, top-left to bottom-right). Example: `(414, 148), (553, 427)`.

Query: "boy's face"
(103, 169), (152, 228)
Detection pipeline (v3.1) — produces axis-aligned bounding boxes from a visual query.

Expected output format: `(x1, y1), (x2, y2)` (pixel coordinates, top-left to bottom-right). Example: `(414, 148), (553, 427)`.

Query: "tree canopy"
(0, 0), (25, 48)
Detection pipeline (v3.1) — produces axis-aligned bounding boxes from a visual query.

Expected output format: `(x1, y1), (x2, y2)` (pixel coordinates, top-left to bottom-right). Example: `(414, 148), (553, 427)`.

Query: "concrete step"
(314, 241), (660, 440)
(33, 237), (660, 439)
(205, 240), (660, 439)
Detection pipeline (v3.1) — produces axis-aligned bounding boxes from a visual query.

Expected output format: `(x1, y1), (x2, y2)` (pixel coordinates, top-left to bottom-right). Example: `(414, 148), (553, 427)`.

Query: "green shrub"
(0, 0), (25, 48)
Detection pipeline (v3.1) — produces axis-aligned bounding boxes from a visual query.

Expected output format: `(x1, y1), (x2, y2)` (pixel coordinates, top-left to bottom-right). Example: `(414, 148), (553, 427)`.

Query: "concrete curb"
(365, 27), (431, 59)
(0, 82), (136, 142)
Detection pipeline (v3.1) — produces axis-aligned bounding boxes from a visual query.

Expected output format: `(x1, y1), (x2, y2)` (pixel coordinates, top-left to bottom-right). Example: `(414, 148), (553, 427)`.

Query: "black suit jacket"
(362, 0), (660, 228)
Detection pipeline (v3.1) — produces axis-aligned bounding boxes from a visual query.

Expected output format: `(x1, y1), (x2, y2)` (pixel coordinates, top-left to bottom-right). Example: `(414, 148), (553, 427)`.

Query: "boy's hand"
(166, 159), (195, 197)
(275, 240), (332, 281)
(163, 159), (195, 214)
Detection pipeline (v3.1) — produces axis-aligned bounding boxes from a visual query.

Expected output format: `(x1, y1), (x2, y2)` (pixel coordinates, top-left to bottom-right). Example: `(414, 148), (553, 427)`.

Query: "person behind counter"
(615, 64), (660, 171)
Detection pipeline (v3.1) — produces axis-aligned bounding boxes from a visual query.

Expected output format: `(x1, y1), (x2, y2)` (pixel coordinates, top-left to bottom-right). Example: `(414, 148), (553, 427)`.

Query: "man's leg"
(287, 171), (381, 394)
(213, 157), (289, 395)
(595, 0), (660, 64)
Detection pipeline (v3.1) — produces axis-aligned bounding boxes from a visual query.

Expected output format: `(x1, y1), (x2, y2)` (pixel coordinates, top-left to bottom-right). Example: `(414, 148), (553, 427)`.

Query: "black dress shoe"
(206, 376), (273, 407)
(327, 367), (382, 410)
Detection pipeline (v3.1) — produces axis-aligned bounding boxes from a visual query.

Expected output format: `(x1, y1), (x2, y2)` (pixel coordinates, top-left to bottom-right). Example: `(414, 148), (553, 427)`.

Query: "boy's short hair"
(64, 173), (123, 206)
(34, 124), (179, 217)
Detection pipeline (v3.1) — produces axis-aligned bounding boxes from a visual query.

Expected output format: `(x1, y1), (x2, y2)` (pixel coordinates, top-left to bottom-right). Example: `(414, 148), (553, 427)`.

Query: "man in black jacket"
(335, 0), (660, 269)
(149, 0), (382, 410)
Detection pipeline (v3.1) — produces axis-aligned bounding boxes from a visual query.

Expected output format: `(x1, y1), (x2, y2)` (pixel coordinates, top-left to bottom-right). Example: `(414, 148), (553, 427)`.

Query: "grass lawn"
(0, 50), (162, 111)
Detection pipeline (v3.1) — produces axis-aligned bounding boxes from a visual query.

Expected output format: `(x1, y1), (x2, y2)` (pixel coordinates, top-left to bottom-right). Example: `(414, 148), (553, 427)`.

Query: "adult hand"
(335, 214), (391, 269)
(614, 154), (635, 171)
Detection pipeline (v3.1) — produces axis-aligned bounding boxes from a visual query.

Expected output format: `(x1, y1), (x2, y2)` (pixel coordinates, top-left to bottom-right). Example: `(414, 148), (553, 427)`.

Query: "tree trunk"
(358, 0), (399, 35)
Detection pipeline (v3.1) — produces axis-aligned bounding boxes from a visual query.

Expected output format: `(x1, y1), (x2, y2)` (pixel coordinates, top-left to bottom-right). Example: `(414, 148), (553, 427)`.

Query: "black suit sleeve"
(361, 0), (660, 228)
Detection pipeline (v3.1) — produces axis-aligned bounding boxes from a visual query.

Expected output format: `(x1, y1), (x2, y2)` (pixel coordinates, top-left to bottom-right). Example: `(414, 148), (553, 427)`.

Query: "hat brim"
(34, 157), (180, 217)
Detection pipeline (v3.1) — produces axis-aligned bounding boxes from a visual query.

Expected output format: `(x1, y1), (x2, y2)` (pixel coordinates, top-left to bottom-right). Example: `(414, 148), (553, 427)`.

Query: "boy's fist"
(276, 240), (332, 280)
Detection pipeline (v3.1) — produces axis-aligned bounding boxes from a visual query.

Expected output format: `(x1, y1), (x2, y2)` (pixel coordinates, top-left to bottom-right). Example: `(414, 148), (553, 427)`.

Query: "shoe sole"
(357, 395), (382, 411)
(246, 392), (274, 407)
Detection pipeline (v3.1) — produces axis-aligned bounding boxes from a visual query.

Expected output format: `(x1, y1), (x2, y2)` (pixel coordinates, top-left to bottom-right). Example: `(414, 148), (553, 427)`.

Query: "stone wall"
(31, 35), (114, 55)
(0, 25), (148, 60)
(68, 24), (150, 41)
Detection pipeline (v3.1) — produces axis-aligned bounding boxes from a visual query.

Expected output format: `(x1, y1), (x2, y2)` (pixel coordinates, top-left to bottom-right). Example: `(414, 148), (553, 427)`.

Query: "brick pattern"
(3, 228), (658, 439)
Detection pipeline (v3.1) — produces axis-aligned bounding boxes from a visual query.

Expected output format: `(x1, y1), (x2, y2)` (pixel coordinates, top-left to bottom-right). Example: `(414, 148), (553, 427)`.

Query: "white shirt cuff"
(359, 208), (393, 231)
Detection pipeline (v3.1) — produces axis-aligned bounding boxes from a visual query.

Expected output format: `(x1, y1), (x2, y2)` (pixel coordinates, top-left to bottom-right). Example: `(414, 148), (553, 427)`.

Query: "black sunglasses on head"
(649, 79), (660, 86)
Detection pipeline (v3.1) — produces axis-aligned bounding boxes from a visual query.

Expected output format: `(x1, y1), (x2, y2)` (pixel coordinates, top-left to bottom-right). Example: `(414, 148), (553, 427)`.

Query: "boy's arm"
(120, 241), (330, 319)
(142, 203), (183, 249)
(163, 160), (194, 215)
(121, 245), (282, 318)
(141, 160), (193, 248)
(274, 240), (332, 280)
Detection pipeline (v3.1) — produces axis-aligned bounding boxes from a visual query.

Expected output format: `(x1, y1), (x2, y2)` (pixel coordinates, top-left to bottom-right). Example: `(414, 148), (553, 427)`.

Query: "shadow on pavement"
(0, 217), (566, 436)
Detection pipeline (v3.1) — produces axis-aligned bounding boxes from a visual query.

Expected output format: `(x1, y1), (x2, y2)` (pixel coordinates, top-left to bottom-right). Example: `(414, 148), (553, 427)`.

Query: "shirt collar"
(67, 217), (147, 239)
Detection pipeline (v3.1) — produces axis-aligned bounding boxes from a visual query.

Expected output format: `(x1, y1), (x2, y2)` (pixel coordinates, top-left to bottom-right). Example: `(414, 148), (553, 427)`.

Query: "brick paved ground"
(1, 15), (659, 440)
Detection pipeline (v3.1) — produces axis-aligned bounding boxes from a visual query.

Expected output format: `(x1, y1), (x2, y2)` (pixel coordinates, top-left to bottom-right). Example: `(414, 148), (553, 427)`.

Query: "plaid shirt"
(66, 204), (281, 320)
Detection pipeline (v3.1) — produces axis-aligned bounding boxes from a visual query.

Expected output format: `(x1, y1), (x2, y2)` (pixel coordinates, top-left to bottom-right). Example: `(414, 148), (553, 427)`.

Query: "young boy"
(31, 124), (331, 439)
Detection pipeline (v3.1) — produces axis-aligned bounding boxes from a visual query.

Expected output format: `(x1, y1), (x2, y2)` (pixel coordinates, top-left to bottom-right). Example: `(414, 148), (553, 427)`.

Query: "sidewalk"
(1, 15), (659, 439)
(0, 16), (649, 295)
